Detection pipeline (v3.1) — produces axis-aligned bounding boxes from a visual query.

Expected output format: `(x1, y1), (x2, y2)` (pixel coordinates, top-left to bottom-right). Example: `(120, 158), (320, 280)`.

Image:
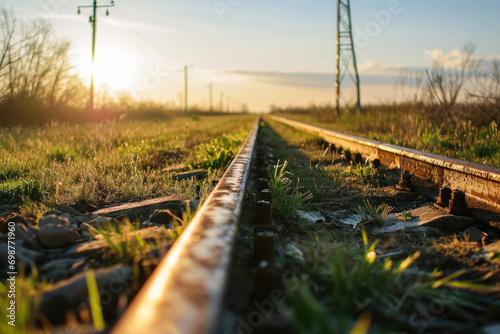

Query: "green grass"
(354, 200), (393, 229)
(0, 266), (52, 334)
(0, 115), (255, 215)
(270, 160), (313, 222)
(190, 128), (248, 171)
(282, 231), (500, 333)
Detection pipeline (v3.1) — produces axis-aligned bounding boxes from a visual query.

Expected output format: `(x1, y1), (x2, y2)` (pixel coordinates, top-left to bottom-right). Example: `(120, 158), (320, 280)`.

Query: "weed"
(283, 230), (500, 332)
(190, 129), (248, 171)
(0, 266), (51, 334)
(85, 269), (105, 331)
(402, 211), (412, 221)
(164, 203), (198, 241)
(85, 218), (150, 264)
(354, 200), (393, 228)
(270, 161), (312, 221)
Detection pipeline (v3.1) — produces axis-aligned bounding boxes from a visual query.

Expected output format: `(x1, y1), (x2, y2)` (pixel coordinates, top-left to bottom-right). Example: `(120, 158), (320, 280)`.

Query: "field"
(274, 103), (500, 168)
(0, 115), (255, 217)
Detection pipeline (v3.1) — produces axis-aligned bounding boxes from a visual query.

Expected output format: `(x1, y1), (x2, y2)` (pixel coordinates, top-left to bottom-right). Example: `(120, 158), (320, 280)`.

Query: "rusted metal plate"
(270, 116), (500, 210)
(111, 118), (259, 334)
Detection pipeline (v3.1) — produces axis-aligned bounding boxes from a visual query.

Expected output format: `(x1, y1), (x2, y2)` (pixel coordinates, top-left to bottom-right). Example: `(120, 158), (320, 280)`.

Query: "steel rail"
(270, 115), (500, 211)
(112, 118), (260, 334)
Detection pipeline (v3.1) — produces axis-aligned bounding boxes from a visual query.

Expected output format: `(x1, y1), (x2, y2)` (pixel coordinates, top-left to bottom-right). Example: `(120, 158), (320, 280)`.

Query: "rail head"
(112, 118), (260, 334)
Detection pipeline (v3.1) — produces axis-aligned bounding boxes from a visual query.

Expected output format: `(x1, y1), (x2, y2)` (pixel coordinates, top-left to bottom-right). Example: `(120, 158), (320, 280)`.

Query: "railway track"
(270, 115), (500, 228)
(112, 118), (260, 334)
(109, 116), (500, 333)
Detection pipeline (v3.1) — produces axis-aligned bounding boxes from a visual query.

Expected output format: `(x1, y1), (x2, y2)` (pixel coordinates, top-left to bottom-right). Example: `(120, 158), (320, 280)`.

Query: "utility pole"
(178, 92), (183, 111)
(208, 83), (213, 112)
(335, 0), (361, 116)
(220, 91), (224, 112)
(181, 65), (193, 112)
(77, 0), (115, 113)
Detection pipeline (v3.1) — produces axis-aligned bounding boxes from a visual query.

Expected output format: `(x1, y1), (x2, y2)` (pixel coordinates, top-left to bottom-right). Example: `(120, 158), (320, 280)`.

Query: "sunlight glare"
(75, 45), (137, 91)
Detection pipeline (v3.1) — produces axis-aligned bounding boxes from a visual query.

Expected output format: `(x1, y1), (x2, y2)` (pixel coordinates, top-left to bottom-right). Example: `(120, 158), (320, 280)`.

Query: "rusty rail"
(112, 118), (260, 334)
(270, 115), (500, 212)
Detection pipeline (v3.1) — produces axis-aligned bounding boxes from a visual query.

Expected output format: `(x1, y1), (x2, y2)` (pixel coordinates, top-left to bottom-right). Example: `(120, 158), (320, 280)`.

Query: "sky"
(3, 0), (500, 112)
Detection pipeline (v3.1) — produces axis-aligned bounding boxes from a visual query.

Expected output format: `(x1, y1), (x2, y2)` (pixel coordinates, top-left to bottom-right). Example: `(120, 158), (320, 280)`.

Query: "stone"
(60, 213), (78, 226)
(0, 204), (13, 213)
(75, 215), (92, 224)
(38, 215), (79, 249)
(55, 204), (82, 217)
(463, 226), (487, 243)
(0, 214), (38, 242)
(39, 257), (87, 273)
(0, 243), (46, 268)
(84, 217), (117, 230)
(39, 265), (133, 325)
(381, 205), (474, 234)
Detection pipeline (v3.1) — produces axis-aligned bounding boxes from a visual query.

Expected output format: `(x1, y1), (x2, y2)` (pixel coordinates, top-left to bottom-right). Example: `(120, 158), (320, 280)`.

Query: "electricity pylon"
(336, 0), (361, 115)
(77, 0), (115, 112)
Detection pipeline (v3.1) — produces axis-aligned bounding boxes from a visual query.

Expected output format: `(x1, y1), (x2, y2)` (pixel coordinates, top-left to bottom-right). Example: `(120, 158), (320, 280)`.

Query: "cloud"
(226, 70), (400, 88)
(358, 61), (404, 74)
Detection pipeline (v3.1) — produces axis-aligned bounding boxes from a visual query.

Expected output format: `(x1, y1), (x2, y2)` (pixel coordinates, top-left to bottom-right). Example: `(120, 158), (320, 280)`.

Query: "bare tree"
(0, 7), (86, 110)
(426, 41), (481, 107)
(0, 7), (18, 100)
(397, 67), (426, 103)
(468, 59), (500, 111)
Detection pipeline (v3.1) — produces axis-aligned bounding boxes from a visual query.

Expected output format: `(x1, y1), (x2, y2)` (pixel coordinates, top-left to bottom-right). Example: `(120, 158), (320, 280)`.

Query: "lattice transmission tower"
(336, 0), (361, 115)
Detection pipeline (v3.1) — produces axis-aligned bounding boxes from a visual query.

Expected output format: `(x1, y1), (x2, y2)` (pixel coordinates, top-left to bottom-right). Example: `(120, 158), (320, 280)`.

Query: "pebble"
(60, 213), (78, 226)
(39, 265), (133, 325)
(463, 226), (487, 243)
(56, 205), (82, 217)
(0, 243), (46, 267)
(75, 215), (92, 224)
(39, 257), (87, 273)
(0, 204), (13, 213)
(38, 215), (79, 249)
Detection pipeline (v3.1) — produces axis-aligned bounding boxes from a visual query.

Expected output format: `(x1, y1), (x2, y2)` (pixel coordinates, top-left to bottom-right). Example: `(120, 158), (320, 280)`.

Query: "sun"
(74, 45), (138, 91)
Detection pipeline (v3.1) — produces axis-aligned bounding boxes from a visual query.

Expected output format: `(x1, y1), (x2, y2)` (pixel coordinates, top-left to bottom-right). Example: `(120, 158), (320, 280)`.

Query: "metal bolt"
(256, 155), (266, 167)
(354, 153), (362, 165)
(257, 166), (268, 178)
(254, 259), (283, 300)
(447, 190), (469, 215)
(436, 186), (452, 208)
(253, 232), (275, 263)
(254, 200), (272, 225)
(396, 171), (414, 191)
(342, 150), (351, 162)
(257, 178), (269, 191)
(259, 314), (293, 334)
(259, 189), (272, 202)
